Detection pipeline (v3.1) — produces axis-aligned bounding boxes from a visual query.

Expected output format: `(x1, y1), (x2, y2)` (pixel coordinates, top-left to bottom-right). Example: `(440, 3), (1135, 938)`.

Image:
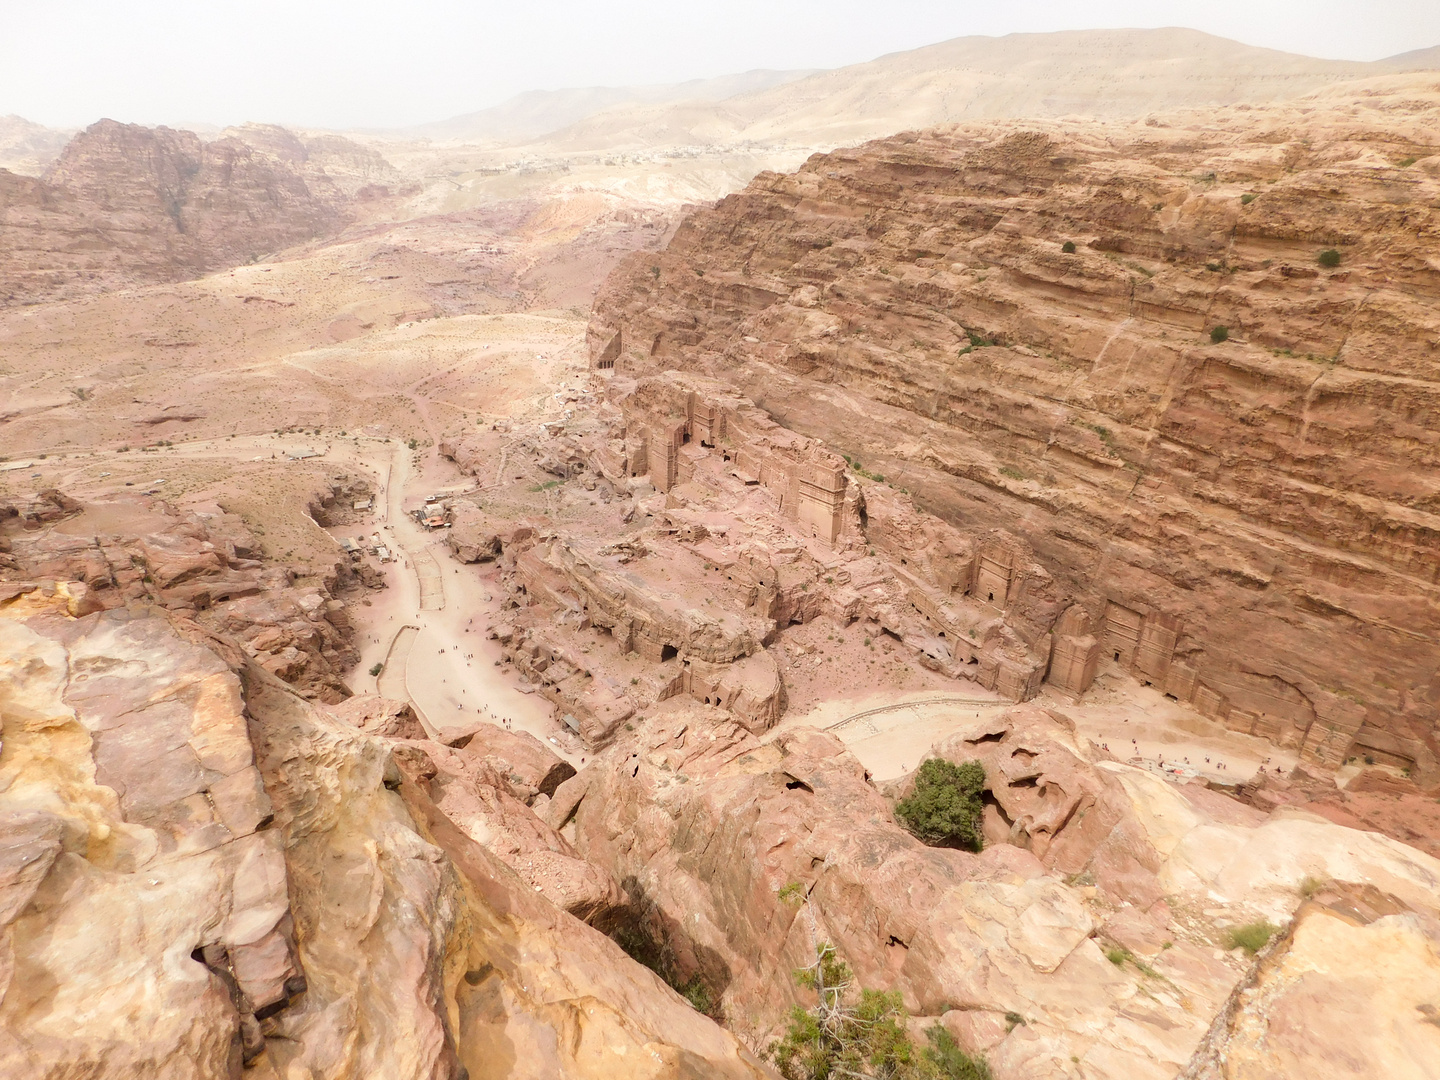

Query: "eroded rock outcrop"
(555, 701), (1440, 1079)
(0, 586), (769, 1079)
(588, 80), (1440, 783)
(0, 593), (301, 1073)
(442, 372), (1059, 746)
(1, 496), (361, 702)
(1182, 882), (1440, 1080)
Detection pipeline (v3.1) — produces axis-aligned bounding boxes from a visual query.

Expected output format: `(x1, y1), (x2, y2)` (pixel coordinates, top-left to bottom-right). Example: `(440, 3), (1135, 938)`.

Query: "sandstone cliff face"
(0, 119), (360, 306)
(0, 587), (768, 1079)
(441, 372), (1058, 749)
(219, 123), (400, 204)
(589, 81), (1440, 782)
(0, 595), (301, 1074)
(1181, 882), (1440, 1080)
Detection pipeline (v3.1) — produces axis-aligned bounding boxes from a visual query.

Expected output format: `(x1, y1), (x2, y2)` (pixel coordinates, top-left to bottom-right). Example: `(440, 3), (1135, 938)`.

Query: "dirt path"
(338, 376), (576, 761)
(772, 672), (1293, 787)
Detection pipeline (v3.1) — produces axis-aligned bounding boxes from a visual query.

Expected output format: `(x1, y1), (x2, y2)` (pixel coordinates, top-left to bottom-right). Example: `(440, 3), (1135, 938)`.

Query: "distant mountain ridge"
(391, 68), (818, 145)
(0, 119), (389, 306)
(1383, 43), (1440, 69)
(512, 27), (1440, 153)
(0, 113), (75, 175)
(7, 28), (1439, 165)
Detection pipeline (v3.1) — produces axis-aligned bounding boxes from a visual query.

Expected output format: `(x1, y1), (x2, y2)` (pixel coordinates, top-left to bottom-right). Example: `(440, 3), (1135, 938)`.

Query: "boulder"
(435, 719), (576, 799)
(327, 694), (428, 739)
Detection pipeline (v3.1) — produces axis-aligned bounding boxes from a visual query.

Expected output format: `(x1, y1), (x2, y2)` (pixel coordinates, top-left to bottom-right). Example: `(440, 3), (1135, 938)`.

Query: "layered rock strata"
(0, 119), (373, 306)
(1, 494), (364, 701)
(589, 83), (1440, 782)
(1182, 882), (1440, 1080)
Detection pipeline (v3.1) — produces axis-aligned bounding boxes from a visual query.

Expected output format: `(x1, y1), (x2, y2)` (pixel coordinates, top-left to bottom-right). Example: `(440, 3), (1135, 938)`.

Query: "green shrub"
(923, 1025), (994, 1080)
(1398, 157), (1417, 168)
(771, 944), (912, 1079)
(678, 977), (715, 1017)
(849, 459), (886, 483)
(1241, 193), (1258, 205)
(896, 759), (985, 851)
(1210, 325), (1229, 344)
(1318, 249), (1341, 268)
(1105, 946), (1132, 966)
(1225, 921), (1278, 955)
(1061, 240), (1077, 254)
(770, 939), (992, 1079)
(369, 663), (383, 677)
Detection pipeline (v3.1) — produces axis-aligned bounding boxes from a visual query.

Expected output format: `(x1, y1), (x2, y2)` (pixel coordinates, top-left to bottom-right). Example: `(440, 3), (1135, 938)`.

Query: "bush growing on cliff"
(771, 940), (991, 1080)
(1318, 248), (1342, 268)
(1061, 240), (1076, 253)
(923, 1026), (994, 1080)
(771, 943), (913, 1079)
(895, 759), (985, 851)
(1210, 325), (1229, 344)
(610, 921), (723, 1020)
(1225, 921), (1278, 955)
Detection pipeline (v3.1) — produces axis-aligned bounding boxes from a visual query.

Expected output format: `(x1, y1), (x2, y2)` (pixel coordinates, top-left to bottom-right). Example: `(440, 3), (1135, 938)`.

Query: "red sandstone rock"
(0, 588), (768, 1078)
(0, 119), (363, 307)
(327, 694), (429, 739)
(435, 718), (578, 799)
(588, 95), (1440, 784)
(0, 497), (359, 702)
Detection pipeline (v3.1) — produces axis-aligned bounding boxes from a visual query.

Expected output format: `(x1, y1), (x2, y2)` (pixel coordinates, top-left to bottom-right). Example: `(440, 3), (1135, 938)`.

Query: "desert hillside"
(400, 68), (817, 145)
(509, 28), (1436, 153)
(0, 119), (390, 306)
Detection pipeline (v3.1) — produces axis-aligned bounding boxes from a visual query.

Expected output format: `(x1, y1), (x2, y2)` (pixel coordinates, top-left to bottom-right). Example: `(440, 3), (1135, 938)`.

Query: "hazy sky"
(3, 0), (1438, 130)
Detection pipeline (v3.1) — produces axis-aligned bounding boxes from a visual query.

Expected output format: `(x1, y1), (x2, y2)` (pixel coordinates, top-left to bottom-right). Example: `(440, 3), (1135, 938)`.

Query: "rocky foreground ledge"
(2, 582), (1437, 1079)
(0, 586), (767, 1079)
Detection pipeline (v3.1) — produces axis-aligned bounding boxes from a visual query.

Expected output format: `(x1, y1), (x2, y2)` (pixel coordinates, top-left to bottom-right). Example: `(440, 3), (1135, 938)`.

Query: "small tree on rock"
(771, 889), (993, 1079)
(896, 759), (986, 851)
(771, 942), (919, 1079)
